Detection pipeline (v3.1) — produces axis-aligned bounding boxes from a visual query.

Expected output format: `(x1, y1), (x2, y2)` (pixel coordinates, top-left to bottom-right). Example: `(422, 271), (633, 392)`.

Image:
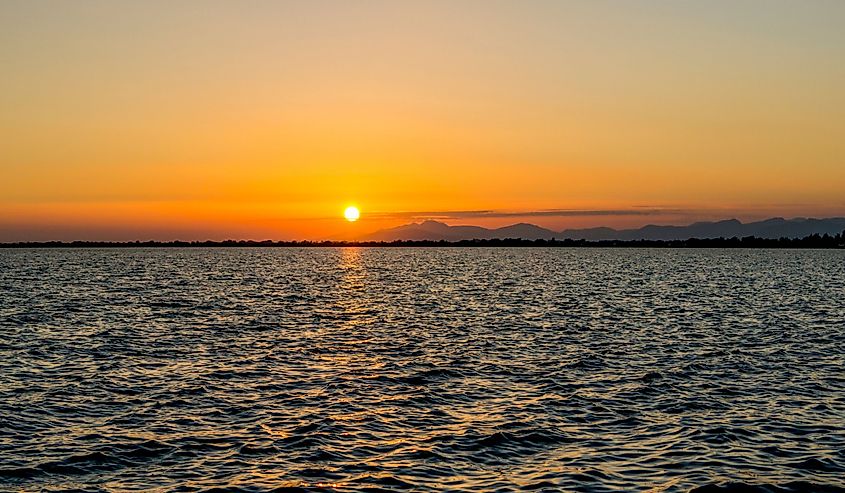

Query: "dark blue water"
(1, 248), (844, 492)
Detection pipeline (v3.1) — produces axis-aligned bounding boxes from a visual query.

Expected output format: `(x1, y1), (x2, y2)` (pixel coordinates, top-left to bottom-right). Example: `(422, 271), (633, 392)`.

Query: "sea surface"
(1, 248), (844, 492)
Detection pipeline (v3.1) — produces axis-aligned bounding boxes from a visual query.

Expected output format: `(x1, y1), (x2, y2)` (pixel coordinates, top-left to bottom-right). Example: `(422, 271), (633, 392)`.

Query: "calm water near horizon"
(1, 248), (844, 492)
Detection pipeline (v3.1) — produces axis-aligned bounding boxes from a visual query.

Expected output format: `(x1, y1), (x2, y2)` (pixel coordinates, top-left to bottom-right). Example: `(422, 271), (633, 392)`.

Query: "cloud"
(366, 208), (689, 220)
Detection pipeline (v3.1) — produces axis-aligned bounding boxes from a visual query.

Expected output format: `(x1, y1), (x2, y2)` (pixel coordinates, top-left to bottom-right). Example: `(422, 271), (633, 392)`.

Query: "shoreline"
(2, 234), (844, 249)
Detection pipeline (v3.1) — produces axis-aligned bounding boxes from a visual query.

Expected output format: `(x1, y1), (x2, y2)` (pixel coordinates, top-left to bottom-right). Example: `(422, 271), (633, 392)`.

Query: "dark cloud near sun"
(367, 208), (689, 221)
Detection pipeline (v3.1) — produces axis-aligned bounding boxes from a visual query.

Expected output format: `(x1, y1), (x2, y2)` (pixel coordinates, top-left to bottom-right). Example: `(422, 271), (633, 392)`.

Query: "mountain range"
(363, 217), (845, 242)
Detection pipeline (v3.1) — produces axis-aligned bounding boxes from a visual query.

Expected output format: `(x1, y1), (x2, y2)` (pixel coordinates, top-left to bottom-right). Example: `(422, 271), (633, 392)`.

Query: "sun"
(344, 206), (360, 222)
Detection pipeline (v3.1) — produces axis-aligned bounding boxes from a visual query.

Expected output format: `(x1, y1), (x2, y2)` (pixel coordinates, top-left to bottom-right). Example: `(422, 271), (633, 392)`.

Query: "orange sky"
(2, 1), (844, 241)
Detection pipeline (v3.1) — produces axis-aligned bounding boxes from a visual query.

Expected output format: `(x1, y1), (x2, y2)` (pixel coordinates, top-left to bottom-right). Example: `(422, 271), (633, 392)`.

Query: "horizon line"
(3, 215), (845, 244)
(3, 233), (844, 249)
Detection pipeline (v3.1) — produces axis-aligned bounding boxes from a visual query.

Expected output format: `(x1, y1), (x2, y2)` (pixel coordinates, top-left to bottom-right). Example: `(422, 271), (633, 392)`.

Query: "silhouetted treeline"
(2, 232), (845, 248)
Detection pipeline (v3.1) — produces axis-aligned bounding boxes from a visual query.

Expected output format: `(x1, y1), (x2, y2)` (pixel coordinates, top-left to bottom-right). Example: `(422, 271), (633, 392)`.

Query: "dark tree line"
(2, 231), (844, 248)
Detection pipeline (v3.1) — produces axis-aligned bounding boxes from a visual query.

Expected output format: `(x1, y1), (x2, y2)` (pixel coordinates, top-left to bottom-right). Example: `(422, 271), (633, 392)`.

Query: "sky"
(2, 0), (844, 241)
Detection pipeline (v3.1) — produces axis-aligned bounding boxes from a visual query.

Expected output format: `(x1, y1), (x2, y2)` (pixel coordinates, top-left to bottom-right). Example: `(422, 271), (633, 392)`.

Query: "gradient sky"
(2, 0), (844, 241)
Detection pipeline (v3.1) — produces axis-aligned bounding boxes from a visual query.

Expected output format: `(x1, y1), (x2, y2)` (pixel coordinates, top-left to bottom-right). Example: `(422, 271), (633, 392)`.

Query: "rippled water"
(1, 248), (844, 492)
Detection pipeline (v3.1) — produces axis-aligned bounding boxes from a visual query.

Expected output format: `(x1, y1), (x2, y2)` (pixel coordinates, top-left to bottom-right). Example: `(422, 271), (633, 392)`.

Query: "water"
(1, 248), (844, 492)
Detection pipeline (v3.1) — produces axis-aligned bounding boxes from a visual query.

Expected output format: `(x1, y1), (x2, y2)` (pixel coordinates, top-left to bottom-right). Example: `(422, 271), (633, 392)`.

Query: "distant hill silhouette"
(364, 217), (845, 241)
(365, 220), (557, 241)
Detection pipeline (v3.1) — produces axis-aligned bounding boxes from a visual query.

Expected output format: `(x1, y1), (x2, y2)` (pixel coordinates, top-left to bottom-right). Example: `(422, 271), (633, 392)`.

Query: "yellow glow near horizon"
(344, 206), (361, 222)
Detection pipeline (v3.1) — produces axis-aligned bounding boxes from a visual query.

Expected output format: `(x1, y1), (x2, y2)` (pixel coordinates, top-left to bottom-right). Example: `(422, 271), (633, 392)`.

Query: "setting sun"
(344, 206), (360, 222)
